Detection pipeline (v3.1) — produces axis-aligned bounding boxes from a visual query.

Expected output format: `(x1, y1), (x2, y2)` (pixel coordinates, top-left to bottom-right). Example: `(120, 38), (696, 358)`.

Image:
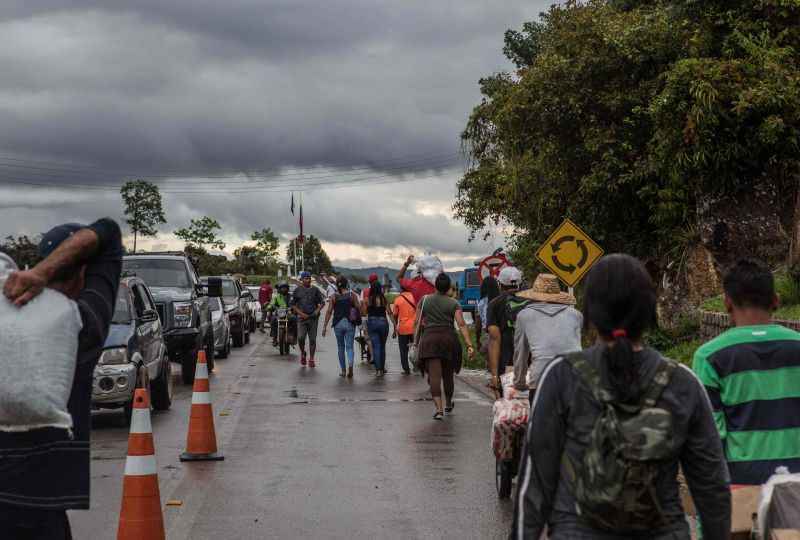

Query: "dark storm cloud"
(0, 1), (546, 264)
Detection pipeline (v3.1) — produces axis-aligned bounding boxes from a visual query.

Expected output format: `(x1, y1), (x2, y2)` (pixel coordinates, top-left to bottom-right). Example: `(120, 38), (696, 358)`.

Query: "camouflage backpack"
(563, 352), (678, 532)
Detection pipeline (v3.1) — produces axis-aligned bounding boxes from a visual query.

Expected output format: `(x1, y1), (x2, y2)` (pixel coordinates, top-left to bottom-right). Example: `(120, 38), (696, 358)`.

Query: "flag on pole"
(290, 193), (295, 215)
(298, 197), (304, 244)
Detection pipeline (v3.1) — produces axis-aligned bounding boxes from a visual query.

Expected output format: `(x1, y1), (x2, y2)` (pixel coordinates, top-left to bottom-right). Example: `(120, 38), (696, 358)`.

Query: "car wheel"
(245, 327), (251, 344)
(151, 355), (173, 411)
(123, 365), (151, 425)
(218, 336), (229, 359)
(181, 345), (198, 385)
(233, 327), (244, 348)
(205, 333), (215, 372)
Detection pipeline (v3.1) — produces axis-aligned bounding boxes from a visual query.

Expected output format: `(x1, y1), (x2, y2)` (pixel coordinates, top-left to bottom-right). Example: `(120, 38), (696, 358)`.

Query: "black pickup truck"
(122, 252), (215, 384)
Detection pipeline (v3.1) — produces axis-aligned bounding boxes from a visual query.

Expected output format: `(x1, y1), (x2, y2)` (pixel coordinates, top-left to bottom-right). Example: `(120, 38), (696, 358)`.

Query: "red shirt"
(399, 276), (435, 304)
(259, 284), (273, 305)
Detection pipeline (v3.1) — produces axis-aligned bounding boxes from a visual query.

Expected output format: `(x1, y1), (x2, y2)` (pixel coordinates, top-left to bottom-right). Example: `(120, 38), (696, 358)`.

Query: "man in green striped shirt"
(694, 259), (800, 485)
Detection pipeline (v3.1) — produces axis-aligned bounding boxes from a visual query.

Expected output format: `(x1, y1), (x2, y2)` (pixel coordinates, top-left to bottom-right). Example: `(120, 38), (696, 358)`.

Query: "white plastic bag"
(756, 468), (800, 538)
(0, 254), (82, 432)
(416, 254), (444, 286)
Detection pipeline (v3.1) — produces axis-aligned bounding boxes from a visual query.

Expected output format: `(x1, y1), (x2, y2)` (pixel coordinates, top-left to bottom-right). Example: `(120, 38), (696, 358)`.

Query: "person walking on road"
(391, 289), (417, 375)
(485, 267), (522, 395)
(258, 278), (273, 333)
(323, 276), (360, 378)
(474, 275), (500, 357)
(293, 270), (325, 367)
(694, 259), (800, 484)
(415, 273), (474, 420)
(511, 254), (731, 540)
(362, 274), (391, 377)
(396, 255), (435, 303)
(0, 218), (122, 539)
(512, 273), (582, 397)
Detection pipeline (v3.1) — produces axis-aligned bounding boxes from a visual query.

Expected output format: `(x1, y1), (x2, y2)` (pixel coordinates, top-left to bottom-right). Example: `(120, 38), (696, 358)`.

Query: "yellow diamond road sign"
(536, 219), (604, 287)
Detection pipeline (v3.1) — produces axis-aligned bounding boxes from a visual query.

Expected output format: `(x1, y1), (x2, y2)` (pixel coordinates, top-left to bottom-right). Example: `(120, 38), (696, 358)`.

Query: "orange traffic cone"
(180, 350), (224, 461)
(117, 388), (165, 540)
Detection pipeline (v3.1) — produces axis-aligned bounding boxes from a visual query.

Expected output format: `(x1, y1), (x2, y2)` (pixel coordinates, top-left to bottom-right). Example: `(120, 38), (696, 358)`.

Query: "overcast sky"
(0, 1), (546, 269)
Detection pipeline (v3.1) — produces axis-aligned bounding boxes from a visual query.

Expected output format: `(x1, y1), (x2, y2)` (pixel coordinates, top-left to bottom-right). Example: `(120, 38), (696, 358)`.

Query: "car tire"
(245, 327), (251, 344)
(151, 356), (173, 411)
(233, 327), (244, 348)
(181, 344), (198, 385)
(205, 332), (215, 373)
(218, 335), (229, 359)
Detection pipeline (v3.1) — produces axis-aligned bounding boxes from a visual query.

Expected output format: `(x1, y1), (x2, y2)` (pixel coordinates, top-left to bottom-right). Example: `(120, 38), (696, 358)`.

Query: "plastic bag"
(757, 468), (800, 538)
(415, 254), (443, 286)
(0, 251), (16, 283)
(0, 255), (82, 432)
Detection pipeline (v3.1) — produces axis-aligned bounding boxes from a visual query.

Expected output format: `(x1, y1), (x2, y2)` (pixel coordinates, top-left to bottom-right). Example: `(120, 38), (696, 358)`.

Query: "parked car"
(209, 297), (231, 359)
(92, 277), (173, 424)
(242, 287), (260, 333)
(202, 275), (251, 348)
(247, 285), (264, 324)
(122, 252), (214, 384)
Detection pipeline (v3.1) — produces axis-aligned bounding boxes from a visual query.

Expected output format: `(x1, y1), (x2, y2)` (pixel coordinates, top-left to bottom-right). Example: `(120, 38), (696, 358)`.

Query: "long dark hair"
(369, 281), (386, 307)
(583, 254), (657, 403)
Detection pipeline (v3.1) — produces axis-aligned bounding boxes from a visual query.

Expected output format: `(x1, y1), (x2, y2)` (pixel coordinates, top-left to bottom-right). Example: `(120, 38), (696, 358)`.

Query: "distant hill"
(333, 266), (463, 288)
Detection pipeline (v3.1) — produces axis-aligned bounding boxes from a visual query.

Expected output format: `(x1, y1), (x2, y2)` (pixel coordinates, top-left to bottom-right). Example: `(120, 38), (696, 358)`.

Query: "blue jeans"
(333, 318), (356, 369)
(367, 317), (389, 370)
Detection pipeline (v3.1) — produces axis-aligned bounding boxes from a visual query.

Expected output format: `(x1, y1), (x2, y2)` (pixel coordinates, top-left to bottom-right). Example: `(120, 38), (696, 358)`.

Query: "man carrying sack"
(0, 218), (122, 539)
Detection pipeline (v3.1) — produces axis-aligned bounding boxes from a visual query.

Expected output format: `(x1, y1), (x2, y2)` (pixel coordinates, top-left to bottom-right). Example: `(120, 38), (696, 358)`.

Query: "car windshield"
(220, 280), (238, 300)
(123, 259), (191, 289)
(209, 297), (222, 312)
(112, 287), (132, 324)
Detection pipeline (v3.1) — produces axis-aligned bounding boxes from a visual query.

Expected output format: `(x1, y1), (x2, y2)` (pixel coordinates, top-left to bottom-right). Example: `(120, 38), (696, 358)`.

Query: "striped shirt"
(693, 324), (800, 485)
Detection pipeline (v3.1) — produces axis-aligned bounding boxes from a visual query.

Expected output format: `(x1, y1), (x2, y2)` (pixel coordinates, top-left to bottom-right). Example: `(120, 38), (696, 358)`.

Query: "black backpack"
(503, 294), (532, 330)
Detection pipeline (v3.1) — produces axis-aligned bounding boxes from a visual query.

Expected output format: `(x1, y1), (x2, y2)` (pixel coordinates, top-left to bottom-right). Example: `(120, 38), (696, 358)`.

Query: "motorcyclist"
(268, 282), (292, 346)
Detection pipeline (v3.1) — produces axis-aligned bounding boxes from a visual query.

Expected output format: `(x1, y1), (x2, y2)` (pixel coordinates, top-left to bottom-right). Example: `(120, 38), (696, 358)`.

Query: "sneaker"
(403, 369), (411, 375)
(432, 411), (444, 421)
(309, 359), (316, 368)
(445, 401), (455, 414)
(339, 369), (346, 377)
(300, 354), (307, 366)
(347, 366), (353, 378)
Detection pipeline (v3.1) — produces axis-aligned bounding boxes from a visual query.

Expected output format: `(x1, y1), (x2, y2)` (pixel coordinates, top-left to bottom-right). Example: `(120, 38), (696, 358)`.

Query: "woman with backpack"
(322, 276), (361, 378)
(511, 254), (731, 540)
(414, 273), (475, 420)
(361, 276), (391, 377)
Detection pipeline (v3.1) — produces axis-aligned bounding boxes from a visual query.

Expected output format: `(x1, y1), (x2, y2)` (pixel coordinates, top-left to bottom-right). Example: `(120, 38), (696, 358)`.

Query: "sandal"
(432, 411), (444, 421)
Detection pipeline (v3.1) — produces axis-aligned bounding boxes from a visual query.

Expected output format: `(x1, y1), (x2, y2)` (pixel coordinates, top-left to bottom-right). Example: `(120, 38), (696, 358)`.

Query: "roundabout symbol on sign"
(536, 219), (603, 287)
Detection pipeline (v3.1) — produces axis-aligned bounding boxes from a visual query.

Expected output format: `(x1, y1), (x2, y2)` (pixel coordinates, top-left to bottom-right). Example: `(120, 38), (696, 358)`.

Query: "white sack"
(0, 254), (82, 432)
(416, 254), (444, 286)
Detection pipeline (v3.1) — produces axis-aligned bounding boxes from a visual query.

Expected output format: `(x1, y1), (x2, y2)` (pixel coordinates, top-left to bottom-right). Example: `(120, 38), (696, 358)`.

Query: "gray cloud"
(0, 1), (546, 265)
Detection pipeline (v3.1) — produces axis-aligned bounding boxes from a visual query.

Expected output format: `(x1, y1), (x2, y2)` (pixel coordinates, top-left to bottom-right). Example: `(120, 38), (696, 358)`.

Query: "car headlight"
(174, 301), (193, 327)
(99, 347), (129, 365)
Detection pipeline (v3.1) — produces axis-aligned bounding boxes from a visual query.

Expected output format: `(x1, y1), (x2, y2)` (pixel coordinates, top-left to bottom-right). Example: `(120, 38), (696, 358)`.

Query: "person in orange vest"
(391, 289), (417, 375)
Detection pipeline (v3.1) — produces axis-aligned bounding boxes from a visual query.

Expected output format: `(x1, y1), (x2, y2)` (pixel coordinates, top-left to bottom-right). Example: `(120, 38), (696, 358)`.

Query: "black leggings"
(427, 358), (454, 401)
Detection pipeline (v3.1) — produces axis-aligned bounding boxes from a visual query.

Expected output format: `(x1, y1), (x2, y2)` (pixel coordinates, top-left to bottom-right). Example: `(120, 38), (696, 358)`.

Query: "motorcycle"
(274, 307), (297, 356)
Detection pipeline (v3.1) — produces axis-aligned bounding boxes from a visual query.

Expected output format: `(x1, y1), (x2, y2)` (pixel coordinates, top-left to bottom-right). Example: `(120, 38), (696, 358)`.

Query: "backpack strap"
(562, 351), (615, 404)
(638, 357), (678, 408)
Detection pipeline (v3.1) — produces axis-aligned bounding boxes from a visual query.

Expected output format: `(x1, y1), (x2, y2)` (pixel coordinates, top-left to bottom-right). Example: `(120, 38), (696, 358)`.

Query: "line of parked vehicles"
(92, 251), (261, 424)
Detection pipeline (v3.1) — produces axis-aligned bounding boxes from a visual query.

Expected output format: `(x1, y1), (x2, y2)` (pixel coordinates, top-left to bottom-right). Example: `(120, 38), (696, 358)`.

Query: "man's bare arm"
(3, 228), (100, 306)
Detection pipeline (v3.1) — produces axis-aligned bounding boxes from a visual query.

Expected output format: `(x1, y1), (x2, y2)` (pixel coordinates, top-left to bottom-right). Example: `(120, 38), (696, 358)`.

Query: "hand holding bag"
(407, 296), (427, 370)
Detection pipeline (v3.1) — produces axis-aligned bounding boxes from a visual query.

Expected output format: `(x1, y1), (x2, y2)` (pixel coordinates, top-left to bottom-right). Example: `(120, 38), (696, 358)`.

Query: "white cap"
(497, 266), (522, 287)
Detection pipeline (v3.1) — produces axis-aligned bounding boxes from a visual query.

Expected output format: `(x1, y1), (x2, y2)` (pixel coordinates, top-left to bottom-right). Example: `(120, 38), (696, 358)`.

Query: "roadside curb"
(455, 371), (495, 401)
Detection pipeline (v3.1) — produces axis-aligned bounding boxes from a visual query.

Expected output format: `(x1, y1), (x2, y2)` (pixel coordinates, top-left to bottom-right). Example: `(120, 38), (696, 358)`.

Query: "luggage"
(492, 374), (529, 460)
(0, 253), (82, 433)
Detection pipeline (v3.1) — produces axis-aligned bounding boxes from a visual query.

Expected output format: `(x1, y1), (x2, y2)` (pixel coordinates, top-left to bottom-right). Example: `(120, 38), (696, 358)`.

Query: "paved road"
(72, 328), (514, 539)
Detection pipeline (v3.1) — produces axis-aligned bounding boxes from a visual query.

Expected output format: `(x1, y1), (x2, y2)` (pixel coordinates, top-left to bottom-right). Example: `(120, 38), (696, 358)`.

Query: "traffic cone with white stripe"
(180, 350), (224, 461)
(117, 388), (165, 540)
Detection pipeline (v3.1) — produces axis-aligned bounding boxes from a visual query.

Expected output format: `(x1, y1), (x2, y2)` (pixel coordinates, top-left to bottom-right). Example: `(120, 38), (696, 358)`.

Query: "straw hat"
(516, 274), (576, 305)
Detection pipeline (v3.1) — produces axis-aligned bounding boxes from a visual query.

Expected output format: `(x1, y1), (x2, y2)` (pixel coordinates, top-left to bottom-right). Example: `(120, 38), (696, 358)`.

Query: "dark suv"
(122, 252), (214, 384)
(202, 275), (252, 348)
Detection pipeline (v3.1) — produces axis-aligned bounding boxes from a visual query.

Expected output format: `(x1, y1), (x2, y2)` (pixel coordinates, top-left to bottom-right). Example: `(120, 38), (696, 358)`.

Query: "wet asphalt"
(70, 328), (514, 539)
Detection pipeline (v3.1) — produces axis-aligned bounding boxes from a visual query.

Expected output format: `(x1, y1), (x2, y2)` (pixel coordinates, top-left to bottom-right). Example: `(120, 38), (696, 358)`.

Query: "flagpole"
(300, 192), (305, 273)
(291, 192), (297, 277)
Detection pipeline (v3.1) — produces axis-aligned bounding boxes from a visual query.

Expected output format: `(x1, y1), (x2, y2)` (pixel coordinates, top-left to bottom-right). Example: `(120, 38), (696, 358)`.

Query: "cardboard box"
(731, 485), (761, 540)
(772, 530), (800, 540)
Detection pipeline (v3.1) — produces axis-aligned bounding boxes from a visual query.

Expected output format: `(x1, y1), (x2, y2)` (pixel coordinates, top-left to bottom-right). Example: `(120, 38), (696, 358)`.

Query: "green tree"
(233, 245), (264, 275)
(456, 0), (800, 271)
(0, 235), (41, 269)
(120, 180), (167, 253)
(174, 217), (226, 252)
(250, 228), (280, 270)
(286, 235), (333, 275)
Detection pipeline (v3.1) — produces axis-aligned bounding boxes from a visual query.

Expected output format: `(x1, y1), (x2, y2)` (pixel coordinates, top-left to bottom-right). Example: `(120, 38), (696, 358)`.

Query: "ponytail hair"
(583, 254), (657, 403)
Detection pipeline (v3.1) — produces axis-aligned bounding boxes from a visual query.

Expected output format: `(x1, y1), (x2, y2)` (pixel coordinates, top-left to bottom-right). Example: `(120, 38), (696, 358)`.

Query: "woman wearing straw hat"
(512, 274), (583, 395)
(414, 273), (475, 420)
